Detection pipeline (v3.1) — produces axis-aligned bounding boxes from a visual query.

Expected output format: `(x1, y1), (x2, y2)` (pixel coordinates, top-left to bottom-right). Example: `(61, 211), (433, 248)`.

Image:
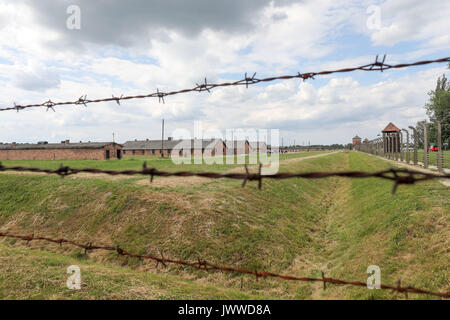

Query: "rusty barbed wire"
(0, 162), (448, 193)
(1, 55), (449, 112)
(0, 231), (447, 298)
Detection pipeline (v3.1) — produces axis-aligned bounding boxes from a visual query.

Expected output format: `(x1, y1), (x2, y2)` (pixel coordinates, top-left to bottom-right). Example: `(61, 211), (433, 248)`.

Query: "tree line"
(415, 63), (450, 149)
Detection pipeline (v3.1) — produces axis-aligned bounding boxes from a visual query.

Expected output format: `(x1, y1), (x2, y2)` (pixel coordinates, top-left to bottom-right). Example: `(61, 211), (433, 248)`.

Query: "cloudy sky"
(0, 0), (449, 145)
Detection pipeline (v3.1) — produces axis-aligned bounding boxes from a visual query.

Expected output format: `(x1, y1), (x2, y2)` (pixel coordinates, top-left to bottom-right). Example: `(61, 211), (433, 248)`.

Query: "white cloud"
(368, 0), (450, 47)
(0, 0), (448, 145)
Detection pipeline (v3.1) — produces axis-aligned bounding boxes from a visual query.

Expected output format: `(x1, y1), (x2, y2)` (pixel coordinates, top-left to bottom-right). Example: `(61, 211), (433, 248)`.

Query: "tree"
(424, 68), (450, 149)
(415, 120), (426, 149)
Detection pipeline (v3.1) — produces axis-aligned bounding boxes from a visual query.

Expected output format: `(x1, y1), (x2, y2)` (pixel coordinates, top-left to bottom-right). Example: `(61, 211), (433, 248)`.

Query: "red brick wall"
(0, 144), (122, 160)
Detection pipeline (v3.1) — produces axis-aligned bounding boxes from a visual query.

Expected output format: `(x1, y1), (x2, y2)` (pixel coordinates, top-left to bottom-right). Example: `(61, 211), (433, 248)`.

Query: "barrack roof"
(0, 142), (120, 150)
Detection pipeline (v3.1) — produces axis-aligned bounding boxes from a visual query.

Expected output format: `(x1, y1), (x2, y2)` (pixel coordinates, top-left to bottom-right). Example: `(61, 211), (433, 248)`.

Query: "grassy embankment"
(0, 151), (447, 299)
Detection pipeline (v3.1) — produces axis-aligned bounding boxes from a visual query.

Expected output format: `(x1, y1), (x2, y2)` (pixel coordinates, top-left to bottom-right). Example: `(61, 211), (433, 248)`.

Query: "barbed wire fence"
(0, 162), (448, 194)
(358, 119), (447, 173)
(0, 55), (448, 113)
(0, 232), (448, 299)
(0, 55), (449, 299)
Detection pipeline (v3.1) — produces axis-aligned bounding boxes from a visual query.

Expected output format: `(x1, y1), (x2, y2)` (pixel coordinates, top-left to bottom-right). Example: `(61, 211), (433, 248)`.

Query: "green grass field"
(0, 151), (330, 173)
(0, 151), (448, 299)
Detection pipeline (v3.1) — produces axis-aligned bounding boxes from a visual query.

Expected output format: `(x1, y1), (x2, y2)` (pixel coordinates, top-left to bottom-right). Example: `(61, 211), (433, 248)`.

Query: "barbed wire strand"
(0, 162), (448, 194)
(2, 55), (449, 112)
(0, 232), (447, 298)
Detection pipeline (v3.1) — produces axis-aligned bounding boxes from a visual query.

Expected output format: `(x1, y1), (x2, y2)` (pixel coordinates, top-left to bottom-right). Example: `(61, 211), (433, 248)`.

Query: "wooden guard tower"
(382, 122), (401, 154)
(352, 135), (362, 150)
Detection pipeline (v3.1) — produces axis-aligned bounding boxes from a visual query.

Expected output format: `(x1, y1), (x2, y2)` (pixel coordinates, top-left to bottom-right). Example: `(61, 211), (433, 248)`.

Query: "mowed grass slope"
(0, 151), (448, 299)
(318, 152), (449, 299)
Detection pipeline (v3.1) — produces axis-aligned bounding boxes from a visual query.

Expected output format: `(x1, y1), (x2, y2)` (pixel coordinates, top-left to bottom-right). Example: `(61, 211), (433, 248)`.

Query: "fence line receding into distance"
(1, 56), (449, 112)
(0, 232), (448, 299)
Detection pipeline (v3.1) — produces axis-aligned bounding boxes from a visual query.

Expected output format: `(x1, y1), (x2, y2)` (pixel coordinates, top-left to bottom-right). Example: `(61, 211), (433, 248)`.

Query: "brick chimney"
(65, 139), (70, 145)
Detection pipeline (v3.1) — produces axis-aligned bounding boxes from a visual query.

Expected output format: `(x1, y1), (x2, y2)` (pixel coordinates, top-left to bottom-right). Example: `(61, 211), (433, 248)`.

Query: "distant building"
(352, 135), (362, 149)
(122, 138), (272, 157)
(248, 141), (267, 154)
(0, 140), (123, 160)
(123, 138), (226, 157)
(225, 140), (250, 155)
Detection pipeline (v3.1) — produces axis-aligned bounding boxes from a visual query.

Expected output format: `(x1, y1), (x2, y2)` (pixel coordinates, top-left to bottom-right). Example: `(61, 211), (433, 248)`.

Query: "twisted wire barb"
(0, 162), (447, 193)
(0, 232), (447, 298)
(2, 56), (449, 112)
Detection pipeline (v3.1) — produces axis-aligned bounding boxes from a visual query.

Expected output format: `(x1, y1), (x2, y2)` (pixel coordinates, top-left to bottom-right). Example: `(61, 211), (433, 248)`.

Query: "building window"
(132, 150), (135, 155)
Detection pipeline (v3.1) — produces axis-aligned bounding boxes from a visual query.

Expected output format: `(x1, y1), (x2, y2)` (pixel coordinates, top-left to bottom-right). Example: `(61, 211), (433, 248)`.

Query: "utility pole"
(161, 118), (164, 158)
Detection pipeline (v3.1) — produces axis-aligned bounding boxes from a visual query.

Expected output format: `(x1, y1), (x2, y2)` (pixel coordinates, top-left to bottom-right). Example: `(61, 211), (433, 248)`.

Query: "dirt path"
(279, 151), (341, 165)
(226, 151), (342, 174)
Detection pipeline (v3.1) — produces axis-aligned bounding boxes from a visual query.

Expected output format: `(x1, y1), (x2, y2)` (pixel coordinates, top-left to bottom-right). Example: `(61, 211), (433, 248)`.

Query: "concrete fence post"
(385, 135), (389, 159)
(409, 126), (418, 165)
(423, 122), (428, 169)
(432, 119), (443, 173)
(379, 138), (382, 156)
(402, 129), (410, 164)
(393, 134), (396, 160)
(379, 138), (383, 156)
(397, 133), (400, 161)
(391, 134), (395, 160)
(386, 135), (390, 159)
